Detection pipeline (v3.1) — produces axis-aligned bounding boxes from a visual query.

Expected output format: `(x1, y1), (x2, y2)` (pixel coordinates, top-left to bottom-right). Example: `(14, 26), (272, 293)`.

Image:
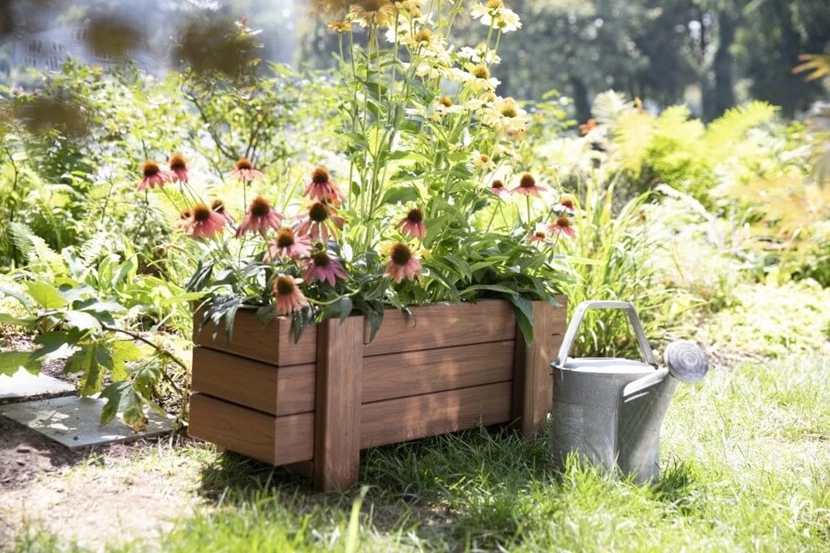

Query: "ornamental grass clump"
(141, 1), (576, 341)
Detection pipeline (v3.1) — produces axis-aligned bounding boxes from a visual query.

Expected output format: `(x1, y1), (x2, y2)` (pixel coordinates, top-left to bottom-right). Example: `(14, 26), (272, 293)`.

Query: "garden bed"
(188, 298), (567, 491)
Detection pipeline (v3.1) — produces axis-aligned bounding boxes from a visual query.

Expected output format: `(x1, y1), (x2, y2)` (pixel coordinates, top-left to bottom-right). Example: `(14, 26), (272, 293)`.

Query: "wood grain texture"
(189, 393), (313, 465)
(193, 309), (317, 366)
(313, 317), (364, 492)
(362, 341), (515, 403)
(512, 298), (568, 438)
(360, 382), (513, 449)
(191, 348), (315, 416)
(364, 300), (516, 356)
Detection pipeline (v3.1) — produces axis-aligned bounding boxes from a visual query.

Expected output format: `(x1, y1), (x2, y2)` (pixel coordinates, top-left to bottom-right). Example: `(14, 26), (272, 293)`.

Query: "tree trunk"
(570, 76), (591, 124)
(706, 11), (738, 121)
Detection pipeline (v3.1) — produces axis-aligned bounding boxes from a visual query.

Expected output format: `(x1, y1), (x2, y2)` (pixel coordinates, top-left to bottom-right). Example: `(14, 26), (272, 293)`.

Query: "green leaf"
(508, 295), (535, 344)
(99, 381), (128, 425)
(64, 310), (103, 331)
(110, 341), (144, 382)
(31, 331), (74, 360)
(0, 286), (34, 311)
(26, 282), (67, 309)
(0, 351), (40, 376)
(0, 313), (37, 327)
(459, 284), (519, 297)
(66, 341), (113, 396)
(339, 297), (354, 322)
(160, 292), (205, 307)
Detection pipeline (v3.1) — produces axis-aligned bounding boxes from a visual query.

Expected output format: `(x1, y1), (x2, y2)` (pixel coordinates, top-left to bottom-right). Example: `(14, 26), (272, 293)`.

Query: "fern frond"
(793, 54), (830, 82)
(591, 90), (635, 127)
(612, 110), (655, 175)
(705, 101), (778, 154)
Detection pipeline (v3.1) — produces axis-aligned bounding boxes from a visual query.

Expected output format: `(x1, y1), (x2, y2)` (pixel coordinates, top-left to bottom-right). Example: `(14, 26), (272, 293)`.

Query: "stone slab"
(0, 396), (173, 449)
(0, 368), (75, 401)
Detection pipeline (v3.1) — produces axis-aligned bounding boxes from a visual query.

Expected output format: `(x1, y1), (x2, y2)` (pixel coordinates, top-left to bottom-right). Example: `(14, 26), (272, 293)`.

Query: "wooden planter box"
(189, 298), (567, 491)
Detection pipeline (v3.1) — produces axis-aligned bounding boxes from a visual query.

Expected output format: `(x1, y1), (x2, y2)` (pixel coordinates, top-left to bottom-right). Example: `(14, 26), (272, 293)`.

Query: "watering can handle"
(554, 301), (657, 368)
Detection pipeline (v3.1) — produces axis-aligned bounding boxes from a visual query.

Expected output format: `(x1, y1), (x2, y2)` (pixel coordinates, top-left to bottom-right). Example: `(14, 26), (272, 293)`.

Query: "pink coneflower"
(168, 153), (189, 183)
(266, 227), (311, 260)
(548, 215), (576, 238)
(304, 250), (348, 287)
(296, 201), (345, 243)
(385, 242), (422, 283)
(229, 158), (264, 182)
(527, 227), (550, 243)
(180, 203), (225, 239)
(138, 160), (173, 191)
(272, 275), (309, 316)
(304, 167), (345, 205)
(490, 179), (509, 198)
(236, 196), (283, 237)
(211, 199), (235, 223)
(396, 208), (426, 239)
(554, 193), (577, 214)
(511, 173), (548, 197)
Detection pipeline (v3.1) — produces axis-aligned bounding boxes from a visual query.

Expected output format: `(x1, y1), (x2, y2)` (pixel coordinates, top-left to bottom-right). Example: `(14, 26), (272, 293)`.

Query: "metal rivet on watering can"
(550, 301), (708, 484)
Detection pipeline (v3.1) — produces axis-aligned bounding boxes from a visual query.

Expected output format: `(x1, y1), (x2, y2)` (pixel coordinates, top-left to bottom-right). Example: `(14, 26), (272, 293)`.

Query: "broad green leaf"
(111, 341), (144, 382)
(26, 282), (67, 309)
(99, 381), (128, 425)
(459, 284), (518, 297)
(508, 295), (535, 344)
(159, 292), (205, 306)
(67, 341), (114, 396)
(0, 313), (37, 327)
(31, 331), (75, 360)
(0, 286), (34, 310)
(64, 310), (103, 331)
(0, 351), (40, 376)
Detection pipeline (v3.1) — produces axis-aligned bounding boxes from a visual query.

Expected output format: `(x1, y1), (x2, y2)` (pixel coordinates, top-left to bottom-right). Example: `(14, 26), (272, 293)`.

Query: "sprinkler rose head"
(664, 340), (708, 384)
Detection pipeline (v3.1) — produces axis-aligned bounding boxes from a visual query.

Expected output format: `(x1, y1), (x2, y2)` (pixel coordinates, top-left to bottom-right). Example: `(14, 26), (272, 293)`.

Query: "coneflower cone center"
(142, 161), (160, 177)
(415, 29), (432, 43)
(180, 209), (192, 219)
(439, 96), (453, 107)
(311, 167), (330, 184)
(275, 277), (296, 296)
(169, 154), (187, 170)
(556, 216), (571, 228)
(309, 202), (329, 223)
(250, 197), (271, 217)
(519, 174), (535, 188)
(406, 209), (424, 223)
(535, 231), (546, 239)
(390, 243), (412, 265)
(501, 105), (517, 118)
(211, 199), (226, 213)
(487, 0), (504, 10)
(472, 64), (489, 79)
(193, 205), (211, 222)
(236, 158), (253, 170)
(276, 229), (296, 248)
(312, 251), (331, 268)
(492, 180), (504, 189)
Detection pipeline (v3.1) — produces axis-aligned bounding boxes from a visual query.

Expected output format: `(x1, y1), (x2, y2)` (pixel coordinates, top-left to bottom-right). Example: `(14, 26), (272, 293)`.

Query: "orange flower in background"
(385, 242), (422, 283)
(229, 158), (264, 182)
(511, 173), (547, 197)
(579, 118), (598, 135)
(347, 0), (396, 27)
(304, 250), (349, 287)
(137, 160), (173, 191)
(179, 203), (225, 239)
(266, 227), (311, 261)
(168, 152), (189, 183)
(272, 275), (308, 316)
(548, 215), (576, 238)
(304, 166), (345, 205)
(236, 196), (283, 237)
(396, 207), (426, 239)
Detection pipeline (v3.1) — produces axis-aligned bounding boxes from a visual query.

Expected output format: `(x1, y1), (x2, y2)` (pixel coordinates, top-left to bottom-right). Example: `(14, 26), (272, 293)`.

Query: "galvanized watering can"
(550, 301), (708, 483)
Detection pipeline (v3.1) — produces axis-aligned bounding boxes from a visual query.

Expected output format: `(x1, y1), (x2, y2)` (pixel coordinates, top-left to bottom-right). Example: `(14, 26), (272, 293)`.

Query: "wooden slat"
(512, 298), (568, 438)
(191, 348), (315, 416)
(188, 394), (313, 465)
(359, 382), (513, 449)
(364, 300), (516, 356)
(193, 309), (317, 366)
(362, 341), (515, 403)
(313, 317), (364, 492)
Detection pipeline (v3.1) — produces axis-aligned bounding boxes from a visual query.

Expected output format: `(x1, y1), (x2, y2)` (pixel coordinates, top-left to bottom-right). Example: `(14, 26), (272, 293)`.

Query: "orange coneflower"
(527, 226), (550, 244)
(272, 275), (308, 316)
(168, 152), (189, 183)
(229, 158), (264, 182)
(304, 166), (345, 205)
(385, 242), (421, 283)
(179, 203), (225, 239)
(511, 173), (547, 197)
(236, 196), (283, 237)
(548, 215), (576, 238)
(395, 207), (426, 239)
(296, 201), (345, 243)
(211, 199), (235, 223)
(137, 160), (173, 191)
(304, 250), (348, 287)
(266, 227), (311, 261)
(579, 118), (598, 135)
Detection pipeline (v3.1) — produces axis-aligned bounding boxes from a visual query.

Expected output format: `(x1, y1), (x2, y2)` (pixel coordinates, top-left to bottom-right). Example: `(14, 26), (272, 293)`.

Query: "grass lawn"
(12, 353), (829, 552)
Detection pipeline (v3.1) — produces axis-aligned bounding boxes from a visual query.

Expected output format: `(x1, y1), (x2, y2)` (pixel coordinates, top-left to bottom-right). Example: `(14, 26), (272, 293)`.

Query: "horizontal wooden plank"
(364, 300), (517, 356)
(193, 309), (317, 366)
(191, 348), (315, 416)
(359, 382), (513, 449)
(189, 394), (313, 465)
(362, 341), (515, 403)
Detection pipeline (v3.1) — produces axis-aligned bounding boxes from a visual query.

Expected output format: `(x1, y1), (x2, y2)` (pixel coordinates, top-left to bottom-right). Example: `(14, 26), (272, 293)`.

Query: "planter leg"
(313, 316), (364, 492)
(513, 300), (567, 438)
